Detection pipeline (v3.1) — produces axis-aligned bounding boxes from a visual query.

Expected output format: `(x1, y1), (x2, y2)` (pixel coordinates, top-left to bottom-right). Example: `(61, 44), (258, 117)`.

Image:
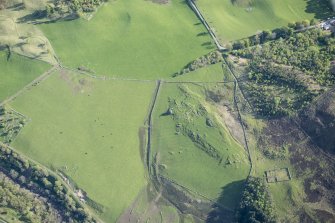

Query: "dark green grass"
(0, 51), (50, 103)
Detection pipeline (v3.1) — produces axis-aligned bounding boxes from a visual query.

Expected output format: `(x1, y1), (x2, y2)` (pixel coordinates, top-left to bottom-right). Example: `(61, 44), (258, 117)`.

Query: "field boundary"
(158, 174), (234, 212)
(0, 66), (57, 107)
(223, 57), (253, 176)
(187, 0), (225, 51)
(265, 168), (292, 183)
(146, 80), (162, 175)
(61, 65), (238, 84)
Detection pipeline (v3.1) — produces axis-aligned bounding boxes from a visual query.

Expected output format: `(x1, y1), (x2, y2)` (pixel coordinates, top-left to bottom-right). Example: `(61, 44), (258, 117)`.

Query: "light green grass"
(0, 51), (50, 102)
(197, 0), (321, 42)
(10, 71), (155, 222)
(174, 62), (224, 82)
(40, 0), (213, 79)
(152, 83), (250, 208)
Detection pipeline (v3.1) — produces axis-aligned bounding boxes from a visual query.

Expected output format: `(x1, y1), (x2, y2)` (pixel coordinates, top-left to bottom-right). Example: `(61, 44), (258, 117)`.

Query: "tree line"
(0, 144), (96, 223)
(46, 0), (108, 18)
(229, 19), (319, 51)
(174, 51), (223, 76)
(0, 172), (60, 222)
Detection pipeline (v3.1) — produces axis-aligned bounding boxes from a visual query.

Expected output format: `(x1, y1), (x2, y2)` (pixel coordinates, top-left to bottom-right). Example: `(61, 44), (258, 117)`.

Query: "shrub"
(175, 51), (223, 76)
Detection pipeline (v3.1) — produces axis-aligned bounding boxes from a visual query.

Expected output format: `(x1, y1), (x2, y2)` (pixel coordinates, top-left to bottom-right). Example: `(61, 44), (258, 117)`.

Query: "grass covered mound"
(10, 70), (155, 222)
(152, 83), (250, 208)
(40, 0), (213, 79)
(0, 51), (50, 103)
(196, 0), (333, 42)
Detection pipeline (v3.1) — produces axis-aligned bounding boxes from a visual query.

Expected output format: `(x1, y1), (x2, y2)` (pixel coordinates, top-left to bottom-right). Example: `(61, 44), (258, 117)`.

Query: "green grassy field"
(197, 0), (321, 42)
(0, 51), (50, 103)
(40, 0), (213, 80)
(10, 70), (155, 222)
(152, 83), (250, 208)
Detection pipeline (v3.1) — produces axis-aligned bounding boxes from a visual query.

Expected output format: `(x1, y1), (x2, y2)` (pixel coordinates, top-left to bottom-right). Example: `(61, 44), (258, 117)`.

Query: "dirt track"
(0, 65), (57, 107)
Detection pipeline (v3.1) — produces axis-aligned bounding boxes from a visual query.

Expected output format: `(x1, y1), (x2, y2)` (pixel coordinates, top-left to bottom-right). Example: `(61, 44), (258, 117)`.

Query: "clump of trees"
(0, 106), (26, 144)
(237, 177), (276, 223)
(231, 29), (335, 117)
(243, 63), (315, 117)
(46, 0), (107, 18)
(0, 172), (60, 222)
(288, 19), (317, 31)
(232, 27), (293, 50)
(174, 51), (223, 76)
(0, 145), (95, 223)
(236, 29), (335, 85)
(232, 19), (317, 50)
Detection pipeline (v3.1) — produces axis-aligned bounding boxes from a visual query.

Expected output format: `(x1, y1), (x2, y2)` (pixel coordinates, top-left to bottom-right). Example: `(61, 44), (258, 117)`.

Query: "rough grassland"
(0, 51), (50, 102)
(197, 0), (317, 42)
(152, 83), (250, 208)
(40, 0), (213, 79)
(10, 71), (155, 222)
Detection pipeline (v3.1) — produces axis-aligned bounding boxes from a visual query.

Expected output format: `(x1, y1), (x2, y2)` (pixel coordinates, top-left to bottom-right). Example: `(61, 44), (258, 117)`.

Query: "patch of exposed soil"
(59, 69), (93, 94)
(138, 127), (146, 165)
(149, 0), (170, 4)
(216, 105), (245, 147)
(228, 54), (248, 67)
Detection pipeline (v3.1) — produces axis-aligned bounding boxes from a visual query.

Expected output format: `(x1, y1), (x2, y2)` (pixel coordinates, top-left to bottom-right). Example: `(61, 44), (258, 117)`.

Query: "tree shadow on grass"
(17, 11), (79, 24)
(206, 180), (245, 223)
(6, 3), (25, 11)
(305, 0), (335, 20)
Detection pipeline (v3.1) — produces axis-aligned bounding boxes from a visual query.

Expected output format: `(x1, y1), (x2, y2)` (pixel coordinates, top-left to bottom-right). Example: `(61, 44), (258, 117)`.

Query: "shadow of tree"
(17, 10), (47, 23)
(305, 0), (335, 20)
(17, 12), (79, 25)
(206, 180), (245, 223)
(6, 3), (25, 11)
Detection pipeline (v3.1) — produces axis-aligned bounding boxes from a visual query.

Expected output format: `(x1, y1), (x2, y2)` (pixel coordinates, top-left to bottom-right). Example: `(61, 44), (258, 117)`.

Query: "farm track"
(187, 0), (225, 51)
(146, 80), (162, 174)
(0, 65), (57, 107)
(61, 65), (236, 84)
